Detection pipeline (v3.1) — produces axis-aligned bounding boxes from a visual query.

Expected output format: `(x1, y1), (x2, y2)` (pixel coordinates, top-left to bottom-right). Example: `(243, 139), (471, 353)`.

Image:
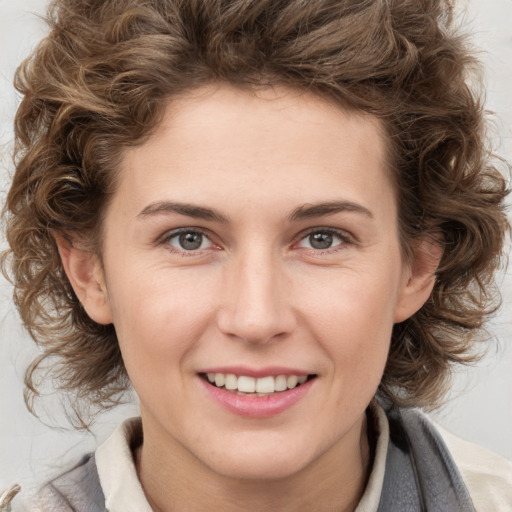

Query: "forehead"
(144, 84), (389, 164)
(114, 83), (395, 221)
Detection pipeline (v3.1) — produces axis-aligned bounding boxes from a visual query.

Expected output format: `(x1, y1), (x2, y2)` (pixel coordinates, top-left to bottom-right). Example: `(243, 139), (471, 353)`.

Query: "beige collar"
(95, 401), (390, 512)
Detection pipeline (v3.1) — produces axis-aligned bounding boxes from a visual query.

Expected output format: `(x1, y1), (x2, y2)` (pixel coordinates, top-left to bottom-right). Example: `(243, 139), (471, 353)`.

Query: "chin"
(199, 436), (318, 482)
(210, 456), (308, 482)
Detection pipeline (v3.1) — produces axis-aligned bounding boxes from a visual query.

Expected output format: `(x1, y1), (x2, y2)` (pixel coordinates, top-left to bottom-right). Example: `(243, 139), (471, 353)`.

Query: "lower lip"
(200, 377), (315, 418)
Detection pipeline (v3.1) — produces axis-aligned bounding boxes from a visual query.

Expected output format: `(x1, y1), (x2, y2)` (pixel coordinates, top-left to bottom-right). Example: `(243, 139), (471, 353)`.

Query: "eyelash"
(294, 228), (354, 254)
(158, 227), (354, 256)
(159, 228), (216, 256)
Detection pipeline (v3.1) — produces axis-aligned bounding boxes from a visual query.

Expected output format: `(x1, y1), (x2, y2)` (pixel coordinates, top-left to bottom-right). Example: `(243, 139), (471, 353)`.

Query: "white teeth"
(275, 375), (288, 391)
(287, 375), (298, 388)
(205, 372), (310, 394)
(214, 373), (225, 387)
(237, 375), (256, 393)
(256, 376), (274, 393)
(225, 373), (238, 390)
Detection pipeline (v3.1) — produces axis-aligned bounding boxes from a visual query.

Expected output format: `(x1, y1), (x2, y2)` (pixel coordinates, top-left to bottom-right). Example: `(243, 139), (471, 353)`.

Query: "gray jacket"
(32, 407), (476, 511)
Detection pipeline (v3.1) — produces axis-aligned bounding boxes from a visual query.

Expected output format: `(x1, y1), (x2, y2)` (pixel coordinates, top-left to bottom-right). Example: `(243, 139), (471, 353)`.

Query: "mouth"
(200, 372), (317, 397)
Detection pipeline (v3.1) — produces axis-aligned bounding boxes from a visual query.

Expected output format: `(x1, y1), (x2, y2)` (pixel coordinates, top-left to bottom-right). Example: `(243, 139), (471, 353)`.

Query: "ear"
(55, 235), (113, 325)
(394, 238), (442, 323)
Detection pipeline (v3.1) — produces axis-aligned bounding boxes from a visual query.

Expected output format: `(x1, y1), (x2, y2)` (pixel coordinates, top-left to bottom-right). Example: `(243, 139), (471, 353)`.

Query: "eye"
(297, 229), (350, 251)
(165, 229), (213, 251)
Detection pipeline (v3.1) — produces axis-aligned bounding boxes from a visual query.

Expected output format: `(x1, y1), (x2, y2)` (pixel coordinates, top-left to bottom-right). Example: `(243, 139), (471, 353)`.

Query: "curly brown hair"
(2, 0), (509, 426)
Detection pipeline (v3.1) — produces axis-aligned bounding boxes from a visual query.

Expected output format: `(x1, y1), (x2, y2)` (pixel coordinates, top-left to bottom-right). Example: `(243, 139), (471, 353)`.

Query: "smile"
(204, 373), (311, 395)
(199, 371), (317, 418)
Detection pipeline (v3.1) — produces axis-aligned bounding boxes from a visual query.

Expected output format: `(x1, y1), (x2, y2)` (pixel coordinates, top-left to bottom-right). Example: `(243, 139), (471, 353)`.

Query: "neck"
(135, 414), (372, 512)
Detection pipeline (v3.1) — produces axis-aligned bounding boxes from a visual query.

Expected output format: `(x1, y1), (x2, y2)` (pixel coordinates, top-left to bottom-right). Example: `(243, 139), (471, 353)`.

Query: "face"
(67, 84), (432, 482)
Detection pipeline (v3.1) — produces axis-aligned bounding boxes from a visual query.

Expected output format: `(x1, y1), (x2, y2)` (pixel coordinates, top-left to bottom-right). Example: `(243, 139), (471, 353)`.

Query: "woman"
(2, 0), (512, 510)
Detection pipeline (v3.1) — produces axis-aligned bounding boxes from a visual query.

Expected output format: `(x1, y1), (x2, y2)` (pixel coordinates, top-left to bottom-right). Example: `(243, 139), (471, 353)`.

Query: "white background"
(1, 0), (511, 504)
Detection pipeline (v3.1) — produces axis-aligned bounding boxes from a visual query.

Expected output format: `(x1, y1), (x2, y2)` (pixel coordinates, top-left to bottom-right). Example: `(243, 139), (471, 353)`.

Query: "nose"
(216, 248), (296, 345)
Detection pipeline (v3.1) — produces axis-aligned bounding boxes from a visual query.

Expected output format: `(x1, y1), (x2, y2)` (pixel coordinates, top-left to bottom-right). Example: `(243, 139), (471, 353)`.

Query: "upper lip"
(197, 366), (313, 378)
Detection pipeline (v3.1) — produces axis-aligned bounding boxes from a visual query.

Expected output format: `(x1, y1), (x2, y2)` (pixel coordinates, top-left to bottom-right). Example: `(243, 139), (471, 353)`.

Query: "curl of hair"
(2, 0), (509, 426)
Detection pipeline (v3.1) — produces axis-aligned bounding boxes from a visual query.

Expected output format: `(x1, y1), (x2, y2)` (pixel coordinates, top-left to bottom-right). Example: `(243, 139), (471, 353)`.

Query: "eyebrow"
(288, 201), (373, 222)
(137, 201), (229, 223)
(137, 199), (372, 223)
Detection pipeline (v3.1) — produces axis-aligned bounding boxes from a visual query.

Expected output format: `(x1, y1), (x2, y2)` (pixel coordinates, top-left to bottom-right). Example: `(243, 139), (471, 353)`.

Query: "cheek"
(300, 270), (399, 382)
(319, 299), (393, 380)
(106, 266), (219, 383)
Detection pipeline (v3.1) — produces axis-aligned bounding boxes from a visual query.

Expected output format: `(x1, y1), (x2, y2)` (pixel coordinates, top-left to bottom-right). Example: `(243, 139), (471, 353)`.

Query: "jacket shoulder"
(30, 454), (105, 512)
(437, 426), (512, 512)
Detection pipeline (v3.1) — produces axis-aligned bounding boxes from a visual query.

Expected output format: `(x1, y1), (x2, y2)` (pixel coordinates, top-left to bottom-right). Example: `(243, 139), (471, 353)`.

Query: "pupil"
(310, 232), (332, 250)
(179, 232), (202, 250)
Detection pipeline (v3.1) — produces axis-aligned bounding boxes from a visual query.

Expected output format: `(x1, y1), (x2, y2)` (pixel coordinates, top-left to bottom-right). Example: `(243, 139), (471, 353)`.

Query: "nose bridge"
(217, 243), (294, 344)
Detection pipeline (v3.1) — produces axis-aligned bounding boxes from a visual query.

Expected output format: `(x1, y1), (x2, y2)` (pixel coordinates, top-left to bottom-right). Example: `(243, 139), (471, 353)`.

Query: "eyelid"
(293, 227), (355, 251)
(158, 227), (217, 251)
(156, 226), (355, 254)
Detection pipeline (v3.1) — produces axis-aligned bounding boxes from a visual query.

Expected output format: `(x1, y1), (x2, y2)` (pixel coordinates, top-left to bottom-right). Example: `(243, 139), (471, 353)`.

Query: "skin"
(58, 84), (437, 511)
